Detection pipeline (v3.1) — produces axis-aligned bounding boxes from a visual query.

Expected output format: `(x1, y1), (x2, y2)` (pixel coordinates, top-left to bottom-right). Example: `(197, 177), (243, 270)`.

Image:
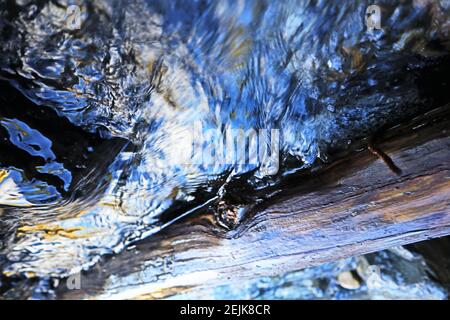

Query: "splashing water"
(0, 0), (449, 278)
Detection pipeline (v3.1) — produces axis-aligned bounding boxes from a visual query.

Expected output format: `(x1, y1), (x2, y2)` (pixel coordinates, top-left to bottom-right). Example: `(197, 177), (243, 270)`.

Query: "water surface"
(0, 0), (449, 280)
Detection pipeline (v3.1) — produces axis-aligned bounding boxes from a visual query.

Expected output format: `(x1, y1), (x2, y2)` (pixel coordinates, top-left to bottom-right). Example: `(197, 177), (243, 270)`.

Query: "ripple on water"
(0, 0), (449, 278)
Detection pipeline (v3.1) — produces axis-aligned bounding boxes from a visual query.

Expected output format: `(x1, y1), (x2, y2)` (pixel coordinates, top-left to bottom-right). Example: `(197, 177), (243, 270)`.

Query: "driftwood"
(57, 106), (450, 299)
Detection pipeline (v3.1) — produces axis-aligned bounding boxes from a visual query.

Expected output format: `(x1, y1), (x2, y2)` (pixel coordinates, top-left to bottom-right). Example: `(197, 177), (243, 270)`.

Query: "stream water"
(0, 0), (449, 290)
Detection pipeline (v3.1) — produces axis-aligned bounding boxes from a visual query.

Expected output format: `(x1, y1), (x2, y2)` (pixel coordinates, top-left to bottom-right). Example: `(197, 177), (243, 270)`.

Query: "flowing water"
(0, 0), (449, 285)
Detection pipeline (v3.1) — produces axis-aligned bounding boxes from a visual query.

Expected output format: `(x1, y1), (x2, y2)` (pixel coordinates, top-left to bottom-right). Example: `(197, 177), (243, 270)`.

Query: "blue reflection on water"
(0, 0), (448, 281)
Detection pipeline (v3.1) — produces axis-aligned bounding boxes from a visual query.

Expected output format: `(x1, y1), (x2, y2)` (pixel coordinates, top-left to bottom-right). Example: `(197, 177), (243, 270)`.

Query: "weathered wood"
(57, 106), (450, 299)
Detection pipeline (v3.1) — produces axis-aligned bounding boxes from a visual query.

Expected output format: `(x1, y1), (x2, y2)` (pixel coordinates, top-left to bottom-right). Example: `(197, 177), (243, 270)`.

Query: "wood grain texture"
(57, 107), (450, 299)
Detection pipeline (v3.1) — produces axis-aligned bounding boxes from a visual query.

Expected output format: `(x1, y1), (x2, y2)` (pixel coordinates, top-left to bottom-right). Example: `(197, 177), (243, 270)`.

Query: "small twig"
(368, 143), (403, 175)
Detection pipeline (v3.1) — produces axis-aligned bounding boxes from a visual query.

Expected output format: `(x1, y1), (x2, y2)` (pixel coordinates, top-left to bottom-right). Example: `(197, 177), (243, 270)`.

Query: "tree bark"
(57, 106), (450, 299)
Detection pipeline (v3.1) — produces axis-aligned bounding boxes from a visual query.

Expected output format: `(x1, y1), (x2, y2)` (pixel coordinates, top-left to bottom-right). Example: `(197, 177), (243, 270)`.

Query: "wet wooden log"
(57, 106), (450, 299)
